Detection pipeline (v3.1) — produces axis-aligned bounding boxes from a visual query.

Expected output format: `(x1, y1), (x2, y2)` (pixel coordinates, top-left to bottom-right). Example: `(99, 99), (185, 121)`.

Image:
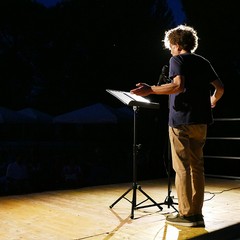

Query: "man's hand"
(210, 96), (217, 108)
(130, 83), (153, 96)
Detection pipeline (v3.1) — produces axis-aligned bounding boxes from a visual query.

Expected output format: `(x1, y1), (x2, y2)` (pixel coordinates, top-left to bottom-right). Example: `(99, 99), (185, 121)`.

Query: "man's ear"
(176, 44), (182, 51)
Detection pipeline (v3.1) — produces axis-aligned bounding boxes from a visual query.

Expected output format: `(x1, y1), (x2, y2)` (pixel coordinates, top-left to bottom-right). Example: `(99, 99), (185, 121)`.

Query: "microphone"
(157, 65), (170, 86)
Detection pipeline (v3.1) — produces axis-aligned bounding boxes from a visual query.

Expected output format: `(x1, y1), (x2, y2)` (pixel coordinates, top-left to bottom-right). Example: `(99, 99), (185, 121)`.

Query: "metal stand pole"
(109, 106), (163, 219)
(158, 133), (178, 211)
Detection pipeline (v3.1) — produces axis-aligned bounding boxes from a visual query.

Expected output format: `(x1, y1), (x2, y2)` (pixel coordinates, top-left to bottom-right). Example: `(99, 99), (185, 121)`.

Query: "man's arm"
(130, 75), (184, 96)
(210, 79), (224, 108)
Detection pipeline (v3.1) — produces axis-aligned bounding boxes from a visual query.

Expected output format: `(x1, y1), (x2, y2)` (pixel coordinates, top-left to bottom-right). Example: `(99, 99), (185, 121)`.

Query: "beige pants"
(169, 124), (207, 216)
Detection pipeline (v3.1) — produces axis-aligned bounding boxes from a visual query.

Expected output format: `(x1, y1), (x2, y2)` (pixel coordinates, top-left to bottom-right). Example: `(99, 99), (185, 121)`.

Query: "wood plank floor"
(0, 177), (240, 240)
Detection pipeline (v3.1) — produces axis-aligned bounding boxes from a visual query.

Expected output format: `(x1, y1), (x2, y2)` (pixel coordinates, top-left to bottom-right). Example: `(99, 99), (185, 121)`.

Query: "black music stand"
(106, 89), (162, 219)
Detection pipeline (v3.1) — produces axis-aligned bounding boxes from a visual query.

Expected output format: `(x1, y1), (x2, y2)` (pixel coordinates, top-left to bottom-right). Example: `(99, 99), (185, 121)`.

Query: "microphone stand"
(159, 135), (178, 212)
(156, 66), (178, 212)
(157, 65), (171, 86)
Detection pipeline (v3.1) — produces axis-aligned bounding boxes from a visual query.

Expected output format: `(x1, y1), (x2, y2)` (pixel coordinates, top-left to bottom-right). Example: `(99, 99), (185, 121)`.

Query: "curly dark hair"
(163, 25), (198, 53)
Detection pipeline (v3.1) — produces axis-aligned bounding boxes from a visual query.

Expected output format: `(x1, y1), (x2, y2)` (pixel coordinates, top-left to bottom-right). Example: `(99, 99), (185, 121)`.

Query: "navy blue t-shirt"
(168, 53), (219, 127)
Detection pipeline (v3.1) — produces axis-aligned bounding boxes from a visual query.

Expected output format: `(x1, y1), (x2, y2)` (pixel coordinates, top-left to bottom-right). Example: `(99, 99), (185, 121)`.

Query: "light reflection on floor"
(162, 224), (209, 240)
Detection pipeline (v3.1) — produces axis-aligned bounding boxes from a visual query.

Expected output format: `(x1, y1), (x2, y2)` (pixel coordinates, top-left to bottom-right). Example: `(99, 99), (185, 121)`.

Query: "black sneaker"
(195, 214), (205, 227)
(166, 214), (198, 227)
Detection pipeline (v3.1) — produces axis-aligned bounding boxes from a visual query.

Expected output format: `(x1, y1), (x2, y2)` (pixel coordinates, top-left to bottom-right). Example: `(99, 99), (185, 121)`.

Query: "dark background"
(0, 0), (236, 115)
(0, 0), (239, 195)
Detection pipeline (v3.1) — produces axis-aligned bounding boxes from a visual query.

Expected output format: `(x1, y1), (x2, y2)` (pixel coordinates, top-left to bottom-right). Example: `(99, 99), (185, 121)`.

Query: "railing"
(204, 118), (240, 179)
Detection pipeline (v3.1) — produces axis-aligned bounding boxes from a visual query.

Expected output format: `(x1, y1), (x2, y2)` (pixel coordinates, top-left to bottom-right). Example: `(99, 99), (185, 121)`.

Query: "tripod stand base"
(109, 183), (163, 219)
(159, 195), (178, 212)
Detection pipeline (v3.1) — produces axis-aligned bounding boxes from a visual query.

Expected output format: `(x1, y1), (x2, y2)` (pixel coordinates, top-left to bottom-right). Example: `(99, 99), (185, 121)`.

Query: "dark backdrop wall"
(0, 0), (175, 194)
(0, 0), (239, 195)
(182, 1), (240, 178)
(0, 0), (238, 115)
(182, 0), (239, 117)
(0, 0), (174, 114)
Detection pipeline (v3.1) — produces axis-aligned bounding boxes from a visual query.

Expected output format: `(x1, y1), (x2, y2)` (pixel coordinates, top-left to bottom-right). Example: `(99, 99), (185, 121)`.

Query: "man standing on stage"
(131, 24), (224, 227)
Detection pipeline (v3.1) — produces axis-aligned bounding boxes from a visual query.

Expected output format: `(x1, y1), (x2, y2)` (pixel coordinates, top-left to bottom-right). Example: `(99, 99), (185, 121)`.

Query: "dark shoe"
(195, 214), (205, 227)
(166, 214), (198, 227)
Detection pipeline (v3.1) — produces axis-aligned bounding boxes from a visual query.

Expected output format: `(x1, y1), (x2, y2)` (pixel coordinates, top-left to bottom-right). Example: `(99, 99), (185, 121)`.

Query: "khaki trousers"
(169, 124), (207, 216)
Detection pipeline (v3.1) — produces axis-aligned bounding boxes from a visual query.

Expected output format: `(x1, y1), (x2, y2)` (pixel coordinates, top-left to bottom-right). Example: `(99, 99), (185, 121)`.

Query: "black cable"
(204, 186), (240, 201)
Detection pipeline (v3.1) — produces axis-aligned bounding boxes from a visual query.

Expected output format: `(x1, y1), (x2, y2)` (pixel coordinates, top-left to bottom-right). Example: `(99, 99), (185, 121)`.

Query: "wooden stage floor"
(0, 177), (239, 240)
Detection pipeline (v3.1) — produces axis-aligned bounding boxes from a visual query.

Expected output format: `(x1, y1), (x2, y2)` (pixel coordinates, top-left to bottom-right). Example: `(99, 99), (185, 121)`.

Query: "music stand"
(106, 89), (163, 219)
